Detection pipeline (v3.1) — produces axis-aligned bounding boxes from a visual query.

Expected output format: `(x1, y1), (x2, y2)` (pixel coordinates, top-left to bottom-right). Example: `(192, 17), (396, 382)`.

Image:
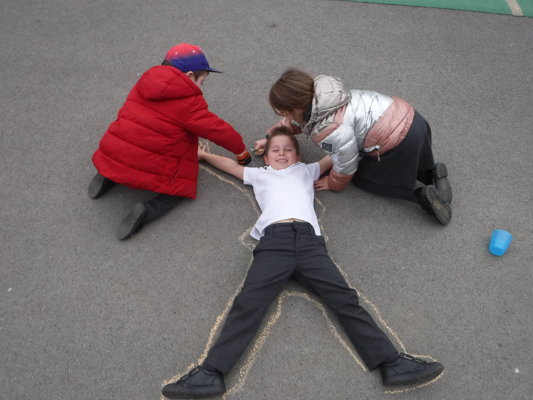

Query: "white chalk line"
(506, 0), (524, 16)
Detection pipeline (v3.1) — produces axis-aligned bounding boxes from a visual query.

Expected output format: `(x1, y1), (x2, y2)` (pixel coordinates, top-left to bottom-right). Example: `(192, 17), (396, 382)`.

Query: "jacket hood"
(136, 65), (202, 100)
(310, 75), (351, 122)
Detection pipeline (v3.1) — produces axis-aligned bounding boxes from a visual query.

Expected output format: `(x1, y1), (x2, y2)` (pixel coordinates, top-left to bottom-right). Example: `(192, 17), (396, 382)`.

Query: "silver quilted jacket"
(304, 75), (393, 175)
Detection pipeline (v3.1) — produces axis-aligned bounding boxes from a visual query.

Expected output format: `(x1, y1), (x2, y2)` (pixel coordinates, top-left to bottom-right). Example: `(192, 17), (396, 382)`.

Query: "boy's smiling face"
(263, 135), (300, 170)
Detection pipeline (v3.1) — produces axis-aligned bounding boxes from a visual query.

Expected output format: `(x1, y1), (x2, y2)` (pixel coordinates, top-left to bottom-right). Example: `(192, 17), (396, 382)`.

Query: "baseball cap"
(164, 43), (222, 73)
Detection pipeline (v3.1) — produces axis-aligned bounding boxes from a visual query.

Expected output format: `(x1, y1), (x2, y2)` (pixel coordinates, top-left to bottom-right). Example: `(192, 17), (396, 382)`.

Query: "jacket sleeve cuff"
(327, 170), (353, 192)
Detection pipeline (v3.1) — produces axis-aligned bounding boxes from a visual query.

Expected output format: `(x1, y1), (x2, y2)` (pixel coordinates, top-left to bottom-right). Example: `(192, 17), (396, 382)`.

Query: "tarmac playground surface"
(1, 1), (532, 399)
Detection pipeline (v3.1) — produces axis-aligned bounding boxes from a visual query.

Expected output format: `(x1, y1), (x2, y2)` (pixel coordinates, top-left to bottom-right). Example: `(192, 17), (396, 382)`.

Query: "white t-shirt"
(243, 162), (322, 239)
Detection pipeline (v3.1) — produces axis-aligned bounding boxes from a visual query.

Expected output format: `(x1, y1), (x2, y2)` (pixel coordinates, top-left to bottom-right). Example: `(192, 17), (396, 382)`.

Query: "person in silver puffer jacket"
(255, 68), (453, 225)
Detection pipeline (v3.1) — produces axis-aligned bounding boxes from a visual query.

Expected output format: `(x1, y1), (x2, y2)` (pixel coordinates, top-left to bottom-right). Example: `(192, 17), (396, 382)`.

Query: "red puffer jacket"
(92, 65), (246, 198)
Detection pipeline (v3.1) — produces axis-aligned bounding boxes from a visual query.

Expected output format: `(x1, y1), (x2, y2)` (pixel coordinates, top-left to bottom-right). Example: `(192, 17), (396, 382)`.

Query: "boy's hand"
(314, 176), (332, 191)
(236, 150), (252, 165)
(253, 138), (267, 156)
(198, 141), (210, 160)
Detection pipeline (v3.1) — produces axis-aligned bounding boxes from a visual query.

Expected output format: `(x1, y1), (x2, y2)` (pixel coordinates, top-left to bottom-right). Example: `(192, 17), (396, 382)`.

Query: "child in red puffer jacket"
(89, 43), (250, 240)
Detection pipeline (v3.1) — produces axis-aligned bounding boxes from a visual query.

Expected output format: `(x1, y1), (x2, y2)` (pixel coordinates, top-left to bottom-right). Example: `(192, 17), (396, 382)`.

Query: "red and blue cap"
(164, 43), (222, 73)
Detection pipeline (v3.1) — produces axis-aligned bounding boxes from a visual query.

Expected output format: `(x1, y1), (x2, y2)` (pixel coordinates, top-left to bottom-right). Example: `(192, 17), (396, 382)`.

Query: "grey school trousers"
(204, 222), (397, 374)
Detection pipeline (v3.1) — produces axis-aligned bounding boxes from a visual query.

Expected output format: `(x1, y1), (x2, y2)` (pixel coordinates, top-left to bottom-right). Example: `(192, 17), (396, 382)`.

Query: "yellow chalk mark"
(161, 151), (441, 398)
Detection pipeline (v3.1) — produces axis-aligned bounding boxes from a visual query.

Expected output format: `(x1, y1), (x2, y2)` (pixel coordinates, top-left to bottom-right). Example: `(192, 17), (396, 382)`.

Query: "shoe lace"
(177, 366), (202, 382)
(399, 353), (427, 364)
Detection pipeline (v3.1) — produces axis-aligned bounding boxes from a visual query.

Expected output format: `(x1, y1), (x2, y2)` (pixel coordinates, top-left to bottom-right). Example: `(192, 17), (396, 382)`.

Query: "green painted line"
(341, 0), (533, 17)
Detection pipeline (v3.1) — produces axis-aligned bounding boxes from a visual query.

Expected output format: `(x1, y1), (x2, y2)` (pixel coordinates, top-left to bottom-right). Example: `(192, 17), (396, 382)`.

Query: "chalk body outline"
(162, 159), (442, 398)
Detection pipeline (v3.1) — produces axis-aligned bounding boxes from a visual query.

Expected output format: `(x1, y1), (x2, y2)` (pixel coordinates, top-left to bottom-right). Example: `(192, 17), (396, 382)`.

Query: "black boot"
(88, 173), (115, 199)
(162, 366), (226, 399)
(381, 353), (444, 386)
(415, 185), (451, 226)
(117, 203), (147, 240)
(433, 162), (452, 203)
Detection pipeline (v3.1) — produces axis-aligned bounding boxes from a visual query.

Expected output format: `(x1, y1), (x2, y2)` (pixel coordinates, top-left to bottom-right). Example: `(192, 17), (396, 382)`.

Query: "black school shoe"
(381, 353), (444, 386)
(88, 173), (115, 199)
(161, 366), (226, 399)
(117, 203), (147, 240)
(433, 162), (452, 203)
(416, 185), (451, 226)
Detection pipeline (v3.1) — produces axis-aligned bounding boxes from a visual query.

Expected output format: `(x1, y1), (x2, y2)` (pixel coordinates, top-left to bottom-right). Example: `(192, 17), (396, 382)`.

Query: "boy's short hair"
(161, 59), (208, 80)
(269, 68), (314, 115)
(265, 126), (300, 155)
(164, 43), (222, 74)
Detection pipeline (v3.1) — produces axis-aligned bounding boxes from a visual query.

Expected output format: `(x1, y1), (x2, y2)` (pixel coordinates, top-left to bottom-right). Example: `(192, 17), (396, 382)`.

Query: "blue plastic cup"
(489, 229), (513, 256)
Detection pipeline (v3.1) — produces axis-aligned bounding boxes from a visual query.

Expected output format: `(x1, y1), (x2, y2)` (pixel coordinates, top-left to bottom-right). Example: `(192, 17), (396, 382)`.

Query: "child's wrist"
(237, 150), (252, 166)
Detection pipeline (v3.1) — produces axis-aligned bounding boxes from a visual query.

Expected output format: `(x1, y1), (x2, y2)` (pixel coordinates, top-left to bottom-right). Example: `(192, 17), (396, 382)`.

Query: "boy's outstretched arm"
(198, 147), (245, 181)
(315, 155), (346, 192)
(318, 155), (333, 176)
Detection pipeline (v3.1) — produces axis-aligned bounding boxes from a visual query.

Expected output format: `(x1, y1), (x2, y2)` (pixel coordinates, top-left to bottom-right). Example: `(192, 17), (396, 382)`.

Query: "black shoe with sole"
(416, 185), (451, 226)
(433, 162), (452, 203)
(381, 353), (444, 386)
(161, 366), (226, 399)
(117, 203), (147, 240)
(88, 173), (115, 199)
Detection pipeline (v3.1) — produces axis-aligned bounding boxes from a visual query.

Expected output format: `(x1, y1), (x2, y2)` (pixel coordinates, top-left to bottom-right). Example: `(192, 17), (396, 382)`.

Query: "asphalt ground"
(1, 1), (532, 399)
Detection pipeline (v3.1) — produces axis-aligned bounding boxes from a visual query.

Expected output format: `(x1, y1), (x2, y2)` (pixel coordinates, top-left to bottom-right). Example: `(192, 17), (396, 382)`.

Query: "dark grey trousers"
(143, 193), (182, 222)
(204, 222), (397, 374)
(353, 111), (436, 202)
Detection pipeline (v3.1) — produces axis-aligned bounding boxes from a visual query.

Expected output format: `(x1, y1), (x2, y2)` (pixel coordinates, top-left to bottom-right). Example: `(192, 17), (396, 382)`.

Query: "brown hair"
(161, 60), (208, 80)
(192, 70), (209, 80)
(269, 68), (314, 115)
(264, 126), (300, 155)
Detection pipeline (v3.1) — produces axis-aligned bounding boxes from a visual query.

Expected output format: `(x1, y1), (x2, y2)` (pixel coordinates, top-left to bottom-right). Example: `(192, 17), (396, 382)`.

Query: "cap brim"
(207, 67), (223, 73)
